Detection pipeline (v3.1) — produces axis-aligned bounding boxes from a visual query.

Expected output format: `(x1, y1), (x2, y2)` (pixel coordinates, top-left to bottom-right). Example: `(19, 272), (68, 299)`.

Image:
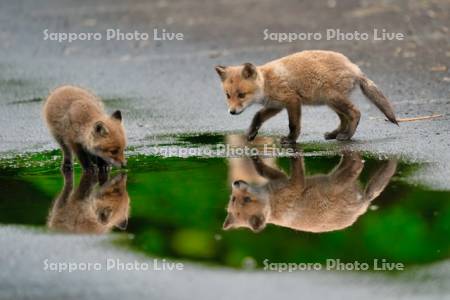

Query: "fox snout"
(228, 103), (244, 115)
(228, 94), (257, 115)
(119, 159), (127, 168)
(115, 153), (127, 168)
(110, 158), (126, 168)
(229, 108), (241, 115)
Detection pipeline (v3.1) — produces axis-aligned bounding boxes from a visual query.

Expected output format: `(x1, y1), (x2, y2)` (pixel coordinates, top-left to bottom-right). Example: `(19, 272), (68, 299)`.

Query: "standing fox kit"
(44, 85), (127, 171)
(224, 153), (397, 233)
(215, 50), (398, 143)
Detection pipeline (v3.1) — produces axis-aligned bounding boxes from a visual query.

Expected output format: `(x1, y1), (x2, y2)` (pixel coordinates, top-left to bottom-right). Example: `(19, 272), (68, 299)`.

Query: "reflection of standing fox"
(215, 50), (398, 143)
(226, 134), (277, 185)
(224, 152), (397, 233)
(43, 85), (127, 171)
(47, 171), (129, 234)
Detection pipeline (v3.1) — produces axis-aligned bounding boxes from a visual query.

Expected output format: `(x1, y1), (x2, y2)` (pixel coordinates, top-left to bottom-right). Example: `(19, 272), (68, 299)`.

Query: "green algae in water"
(0, 150), (449, 271)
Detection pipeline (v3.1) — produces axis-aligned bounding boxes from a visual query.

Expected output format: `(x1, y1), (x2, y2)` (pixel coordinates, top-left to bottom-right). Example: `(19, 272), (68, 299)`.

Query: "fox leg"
(72, 143), (95, 171)
(324, 112), (348, 140)
(330, 152), (364, 192)
(329, 99), (360, 141)
(281, 102), (301, 144)
(73, 171), (98, 199)
(56, 137), (73, 172)
(289, 156), (305, 187)
(96, 157), (110, 173)
(251, 157), (287, 180)
(57, 170), (74, 206)
(247, 107), (282, 141)
(89, 153), (110, 183)
(88, 153), (109, 173)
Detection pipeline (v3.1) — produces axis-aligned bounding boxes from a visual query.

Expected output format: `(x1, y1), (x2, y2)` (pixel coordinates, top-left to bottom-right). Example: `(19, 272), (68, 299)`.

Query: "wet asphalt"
(0, 0), (449, 188)
(1, 226), (449, 300)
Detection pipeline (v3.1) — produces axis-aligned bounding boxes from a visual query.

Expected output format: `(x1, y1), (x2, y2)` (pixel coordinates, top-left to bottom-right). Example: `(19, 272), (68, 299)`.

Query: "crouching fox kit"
(224, 152), (397, 233)
(43, 85), (127, 171)
(215, 50), (398, 143)
(47, 171), (129, 234)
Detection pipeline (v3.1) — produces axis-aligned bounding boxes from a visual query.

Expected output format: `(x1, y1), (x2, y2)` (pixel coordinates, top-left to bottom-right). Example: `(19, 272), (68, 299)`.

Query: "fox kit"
(47, 171), (129, 234)
(43, 85), (127, 171)
(215, 50), (398, 143)
(224, 152), (397, 233)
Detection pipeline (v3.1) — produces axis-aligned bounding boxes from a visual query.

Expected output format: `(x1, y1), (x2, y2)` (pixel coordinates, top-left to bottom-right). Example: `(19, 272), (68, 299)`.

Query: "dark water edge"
(0, 135), (449, 271)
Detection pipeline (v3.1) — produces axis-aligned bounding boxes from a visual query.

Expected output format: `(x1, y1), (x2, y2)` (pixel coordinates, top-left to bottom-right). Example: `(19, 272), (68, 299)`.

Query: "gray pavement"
(0, 226), (449, 300)
(1, 0), (449, 188)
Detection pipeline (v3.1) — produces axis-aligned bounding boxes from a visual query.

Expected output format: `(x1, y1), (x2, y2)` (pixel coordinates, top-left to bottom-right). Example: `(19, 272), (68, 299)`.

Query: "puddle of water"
(176, 133), (226, 146)
(0, 134), (449, 270)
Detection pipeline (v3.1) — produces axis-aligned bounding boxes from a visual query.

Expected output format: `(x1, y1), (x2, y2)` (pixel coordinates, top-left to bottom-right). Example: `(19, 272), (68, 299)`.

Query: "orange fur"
(215, 50), (397, 143)
(47, 172), (129, 234)
(224, 150), (397, 233)
(43, 85), (127, 170)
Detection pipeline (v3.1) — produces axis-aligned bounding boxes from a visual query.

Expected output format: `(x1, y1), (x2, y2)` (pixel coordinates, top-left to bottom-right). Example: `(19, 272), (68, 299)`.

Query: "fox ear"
(111, 110), (122, 121)
(242, 63), (257, 80)
(215, 65), (227, 81)
(249, 214), (265, 232)
(223, 214), (234, 230)
(93, 121), (109, 137)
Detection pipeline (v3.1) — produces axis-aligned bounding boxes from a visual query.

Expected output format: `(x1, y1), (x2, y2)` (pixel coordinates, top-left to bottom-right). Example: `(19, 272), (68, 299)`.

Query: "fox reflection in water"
(224, 138), (397, 233)
(47, 171), (130, 234)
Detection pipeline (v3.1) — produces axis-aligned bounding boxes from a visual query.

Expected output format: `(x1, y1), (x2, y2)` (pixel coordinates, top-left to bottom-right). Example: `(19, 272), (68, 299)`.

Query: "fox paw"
(280, 136), (296, 145)
(83, 165), (97, 174)
(246, 130), (258, 141)
(98, 170), (109, 184)
(61, 162), (73, 173)
(324, 131), (338, 140)
(98, 164), (110, 174)
(336, 133), (353, 141)
(251, 156), (262, 163)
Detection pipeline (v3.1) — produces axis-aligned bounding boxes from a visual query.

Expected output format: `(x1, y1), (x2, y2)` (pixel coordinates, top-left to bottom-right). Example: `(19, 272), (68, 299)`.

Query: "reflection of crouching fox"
(224, 152), (397, 233)
(47, 172), (130, 234)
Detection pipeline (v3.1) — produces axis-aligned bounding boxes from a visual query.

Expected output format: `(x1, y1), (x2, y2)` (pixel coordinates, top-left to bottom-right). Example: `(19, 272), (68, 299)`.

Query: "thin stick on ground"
(371, 114), (444, 123)
(392, 114), (443, 123)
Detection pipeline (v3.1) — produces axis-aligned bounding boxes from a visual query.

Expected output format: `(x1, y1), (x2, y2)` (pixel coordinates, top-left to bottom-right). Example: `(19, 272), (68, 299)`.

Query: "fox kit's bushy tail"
(364, 160), (397, 202)
(359, 76), (398, 125)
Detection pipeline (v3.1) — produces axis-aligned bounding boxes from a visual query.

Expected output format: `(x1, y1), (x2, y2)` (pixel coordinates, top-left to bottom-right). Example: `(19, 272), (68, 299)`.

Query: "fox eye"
(232, 196), (236, 202)
(226, 92), (230, 99)
(238, 92), (246, 99)
(98, 208), (112, 224)
(110, 149), (119, 155)
(243, 196), (251, 203)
